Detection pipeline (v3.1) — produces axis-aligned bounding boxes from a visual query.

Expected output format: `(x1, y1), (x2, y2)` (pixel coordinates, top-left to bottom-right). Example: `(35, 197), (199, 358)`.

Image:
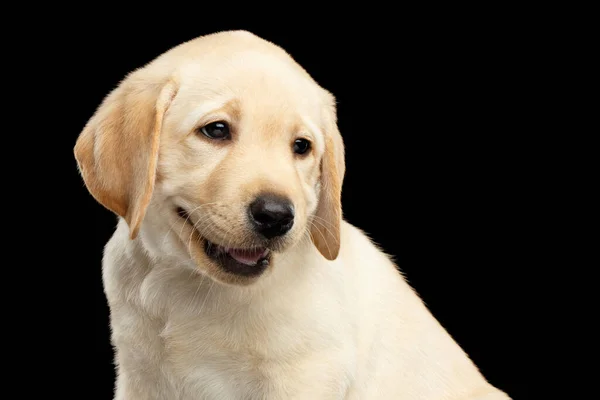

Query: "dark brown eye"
(199, 121), (230, 140)
(293, 138), (311, 155)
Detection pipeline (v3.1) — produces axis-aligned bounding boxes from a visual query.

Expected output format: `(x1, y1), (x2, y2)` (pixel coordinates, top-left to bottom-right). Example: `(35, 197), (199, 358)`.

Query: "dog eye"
(199, 121), (230, 140)
(293, 138), (311, 155)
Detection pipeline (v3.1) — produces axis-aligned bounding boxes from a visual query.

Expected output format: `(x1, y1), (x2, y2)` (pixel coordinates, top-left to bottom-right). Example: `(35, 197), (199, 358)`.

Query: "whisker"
(197, 279), (215, 316)
(310, 215), (338, 239)
(309, 219), (333, 257)
(187, 272), (206, 311)
(188, 213), (215, 254)
(222, 220), (246, 251)
(195, 213), (223, 243)
(311, 214), (338, 229)
(178, 202), (220, 238)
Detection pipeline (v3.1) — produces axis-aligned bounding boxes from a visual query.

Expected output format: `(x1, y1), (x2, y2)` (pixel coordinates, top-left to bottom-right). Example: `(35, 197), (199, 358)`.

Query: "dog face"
(74, 31), (345, 285)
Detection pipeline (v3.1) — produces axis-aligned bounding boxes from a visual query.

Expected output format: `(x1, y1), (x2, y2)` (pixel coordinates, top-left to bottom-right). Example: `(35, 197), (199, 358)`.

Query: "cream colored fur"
(75, 30), (511, 399)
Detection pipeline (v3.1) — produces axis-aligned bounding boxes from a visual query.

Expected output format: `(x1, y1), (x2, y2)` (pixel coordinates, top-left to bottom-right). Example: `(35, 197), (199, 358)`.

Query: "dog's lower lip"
(204, 240), (271, 277)
(176, 206), (270, 277)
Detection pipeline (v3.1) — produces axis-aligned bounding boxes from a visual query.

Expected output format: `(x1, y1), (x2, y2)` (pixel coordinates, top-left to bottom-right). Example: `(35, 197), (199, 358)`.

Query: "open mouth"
(177, 207), (271, 277)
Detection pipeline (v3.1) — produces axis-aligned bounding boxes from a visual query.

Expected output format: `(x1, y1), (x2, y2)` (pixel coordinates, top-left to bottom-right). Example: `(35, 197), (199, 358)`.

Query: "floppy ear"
(311, 93), (346, 260)
(74, 72), (177, 239)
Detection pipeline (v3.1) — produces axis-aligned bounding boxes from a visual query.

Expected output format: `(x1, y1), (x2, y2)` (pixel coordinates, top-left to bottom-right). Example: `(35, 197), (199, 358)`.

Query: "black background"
(43, 12), (540, 400)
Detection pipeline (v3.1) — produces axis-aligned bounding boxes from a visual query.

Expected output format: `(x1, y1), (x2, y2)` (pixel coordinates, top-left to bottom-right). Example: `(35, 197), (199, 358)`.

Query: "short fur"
(75, 30), (510, 399)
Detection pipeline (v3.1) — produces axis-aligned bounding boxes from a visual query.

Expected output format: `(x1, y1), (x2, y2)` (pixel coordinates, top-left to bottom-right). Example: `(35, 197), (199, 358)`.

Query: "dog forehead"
(177, 50), (317, 98)
(170, 54), (325, 128)
(142, 30), (323, 109)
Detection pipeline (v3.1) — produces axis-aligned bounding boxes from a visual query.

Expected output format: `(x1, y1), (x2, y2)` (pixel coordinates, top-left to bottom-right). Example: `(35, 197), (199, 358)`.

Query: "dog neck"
(111, 217), (323, 318)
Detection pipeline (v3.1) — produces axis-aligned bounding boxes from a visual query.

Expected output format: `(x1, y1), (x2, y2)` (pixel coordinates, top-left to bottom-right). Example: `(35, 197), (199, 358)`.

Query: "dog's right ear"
(74, 72), (177, 239)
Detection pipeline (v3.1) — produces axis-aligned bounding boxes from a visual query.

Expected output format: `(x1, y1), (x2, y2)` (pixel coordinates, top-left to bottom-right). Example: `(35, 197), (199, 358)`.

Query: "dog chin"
(174, 206), (281, 284)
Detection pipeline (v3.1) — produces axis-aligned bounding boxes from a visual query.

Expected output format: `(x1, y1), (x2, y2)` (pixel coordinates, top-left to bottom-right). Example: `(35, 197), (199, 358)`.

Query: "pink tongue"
(227, 248), (267, 265)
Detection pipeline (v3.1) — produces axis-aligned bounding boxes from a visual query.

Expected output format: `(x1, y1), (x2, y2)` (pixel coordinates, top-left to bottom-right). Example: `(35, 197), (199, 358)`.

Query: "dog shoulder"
(339, 219), (406, 285)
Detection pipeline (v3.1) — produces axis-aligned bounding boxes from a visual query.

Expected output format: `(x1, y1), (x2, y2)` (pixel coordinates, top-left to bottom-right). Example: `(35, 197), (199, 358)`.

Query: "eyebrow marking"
(182, 98), (241, 133)
(301, 116), (325, 153)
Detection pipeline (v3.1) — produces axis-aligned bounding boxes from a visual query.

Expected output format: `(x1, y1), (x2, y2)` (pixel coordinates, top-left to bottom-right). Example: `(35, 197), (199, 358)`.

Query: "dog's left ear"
(311, 91), (346, 260)
(74, 71), (178, 239)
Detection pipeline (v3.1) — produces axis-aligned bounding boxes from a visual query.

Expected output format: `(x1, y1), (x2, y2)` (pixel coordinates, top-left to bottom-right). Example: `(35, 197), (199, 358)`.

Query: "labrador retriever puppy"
(74, 30), (510, 400)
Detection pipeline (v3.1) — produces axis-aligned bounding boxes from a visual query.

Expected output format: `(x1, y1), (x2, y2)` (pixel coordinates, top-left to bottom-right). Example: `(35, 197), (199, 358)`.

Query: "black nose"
(249, 194), (295, 239)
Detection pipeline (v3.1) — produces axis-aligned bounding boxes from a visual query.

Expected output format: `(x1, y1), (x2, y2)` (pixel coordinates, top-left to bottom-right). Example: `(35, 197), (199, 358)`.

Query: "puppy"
(74, 30), (511, 399)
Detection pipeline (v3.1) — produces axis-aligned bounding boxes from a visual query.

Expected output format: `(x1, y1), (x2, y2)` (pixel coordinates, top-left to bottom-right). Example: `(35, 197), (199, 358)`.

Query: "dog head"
(74, 31), (345, 285)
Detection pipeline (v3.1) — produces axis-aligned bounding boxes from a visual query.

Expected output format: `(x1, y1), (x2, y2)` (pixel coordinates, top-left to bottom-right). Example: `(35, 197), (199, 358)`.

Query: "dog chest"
(154, 304), (355, 399)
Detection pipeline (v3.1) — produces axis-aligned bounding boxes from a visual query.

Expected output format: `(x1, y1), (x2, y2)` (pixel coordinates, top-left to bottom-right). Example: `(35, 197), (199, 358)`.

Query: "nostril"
(253, 209), (280, 226)
(280, 215), (294, 226)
